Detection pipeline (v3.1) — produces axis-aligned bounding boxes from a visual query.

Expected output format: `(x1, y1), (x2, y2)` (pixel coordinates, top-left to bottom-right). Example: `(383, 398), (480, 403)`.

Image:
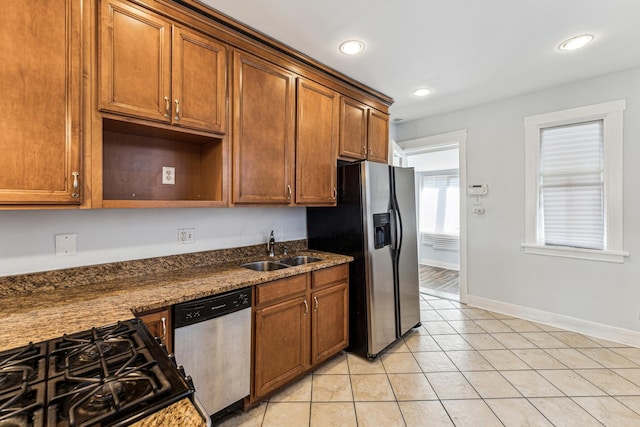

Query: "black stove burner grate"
(0, 383), (45, 427)
(0, 320), (193, 427)
(0, 343), (46, 397)
(48, 322), (144, 378)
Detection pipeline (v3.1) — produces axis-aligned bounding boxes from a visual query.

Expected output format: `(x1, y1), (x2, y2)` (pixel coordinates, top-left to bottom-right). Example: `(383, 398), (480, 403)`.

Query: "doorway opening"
(393, 130), (467, 303)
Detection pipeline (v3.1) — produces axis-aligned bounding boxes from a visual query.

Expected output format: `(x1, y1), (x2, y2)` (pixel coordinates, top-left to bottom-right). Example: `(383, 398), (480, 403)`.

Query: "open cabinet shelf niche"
(102, 119), (225, 207)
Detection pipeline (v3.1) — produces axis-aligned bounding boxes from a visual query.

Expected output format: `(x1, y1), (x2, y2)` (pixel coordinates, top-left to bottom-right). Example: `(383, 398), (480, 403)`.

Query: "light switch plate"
(55, 233), (77, 256)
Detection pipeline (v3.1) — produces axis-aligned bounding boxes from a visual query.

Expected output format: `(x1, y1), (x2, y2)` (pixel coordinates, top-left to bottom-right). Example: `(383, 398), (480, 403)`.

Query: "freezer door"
(363, 161), (397, 356)
(392, 166), (421, 335)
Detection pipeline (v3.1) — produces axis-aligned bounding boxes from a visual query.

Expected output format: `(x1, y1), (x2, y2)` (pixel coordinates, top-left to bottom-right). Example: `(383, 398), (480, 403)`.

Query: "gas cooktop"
(0, 319), (194, 427)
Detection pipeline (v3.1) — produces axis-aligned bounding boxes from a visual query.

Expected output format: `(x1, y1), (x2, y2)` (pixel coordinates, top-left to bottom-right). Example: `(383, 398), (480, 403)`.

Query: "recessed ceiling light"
(411, 88), (431, 97)
(558, 34), (593, 51)
(339, 40), (364, 55)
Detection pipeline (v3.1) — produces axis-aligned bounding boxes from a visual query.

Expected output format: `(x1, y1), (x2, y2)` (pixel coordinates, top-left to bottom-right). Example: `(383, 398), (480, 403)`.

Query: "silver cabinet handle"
(174, 99), (180, 120)
(314, 296), (318, 312)
(303, 300), (308, 315)
(164, 96), (170, 118)
(71, 172), (80, 198)
(332, 187), (337, 200)
(287, 184), (292, 200)
(161, 317), (167, 344)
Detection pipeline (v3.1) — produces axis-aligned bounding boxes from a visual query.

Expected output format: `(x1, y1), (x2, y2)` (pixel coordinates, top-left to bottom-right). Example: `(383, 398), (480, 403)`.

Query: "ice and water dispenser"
(373, 213), (391, 249)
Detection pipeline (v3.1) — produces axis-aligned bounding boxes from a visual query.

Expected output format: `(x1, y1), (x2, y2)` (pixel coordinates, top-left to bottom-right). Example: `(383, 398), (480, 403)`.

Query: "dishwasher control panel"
(173, 287), (252, 328)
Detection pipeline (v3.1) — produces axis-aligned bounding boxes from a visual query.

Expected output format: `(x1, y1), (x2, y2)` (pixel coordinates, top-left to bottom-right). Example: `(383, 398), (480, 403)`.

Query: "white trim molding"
(521, 243), (628, 263)
(398, 129), (468, 303)
(523, 99), (628, 263)
(466, 294), (640, 348)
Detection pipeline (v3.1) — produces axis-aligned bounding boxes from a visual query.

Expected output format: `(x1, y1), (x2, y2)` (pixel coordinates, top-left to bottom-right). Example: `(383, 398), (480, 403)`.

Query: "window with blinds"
(523, 99), (626, 263)
(538, 120), (604, 250)
(420, 173), (459, 236)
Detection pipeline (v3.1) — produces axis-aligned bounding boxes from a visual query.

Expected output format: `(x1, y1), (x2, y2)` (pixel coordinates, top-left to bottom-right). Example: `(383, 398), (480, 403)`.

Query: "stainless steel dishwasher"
(173, 288), (251, 420)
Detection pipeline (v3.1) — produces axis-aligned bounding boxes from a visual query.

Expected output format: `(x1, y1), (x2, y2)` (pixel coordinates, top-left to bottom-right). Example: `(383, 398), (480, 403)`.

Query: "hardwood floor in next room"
(420, 265), (459, 301)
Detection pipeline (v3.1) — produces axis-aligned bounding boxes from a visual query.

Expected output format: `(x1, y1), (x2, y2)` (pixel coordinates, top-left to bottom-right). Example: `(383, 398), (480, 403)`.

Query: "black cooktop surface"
(0, 319), (193, 427)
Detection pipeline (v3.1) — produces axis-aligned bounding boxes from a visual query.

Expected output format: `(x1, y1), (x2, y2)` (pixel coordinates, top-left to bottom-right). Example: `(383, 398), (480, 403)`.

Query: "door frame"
(396, 130), (468, 304)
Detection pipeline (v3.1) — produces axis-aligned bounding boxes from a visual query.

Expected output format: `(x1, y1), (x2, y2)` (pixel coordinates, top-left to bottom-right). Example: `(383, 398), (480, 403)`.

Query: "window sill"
(521, 243), (629, 263)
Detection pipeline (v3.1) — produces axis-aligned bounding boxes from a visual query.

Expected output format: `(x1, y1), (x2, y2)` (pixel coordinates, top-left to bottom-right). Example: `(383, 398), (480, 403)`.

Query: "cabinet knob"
(161, 317), (167, 344)
(363, 145), (367, 154)
(164, 96), (170, 118)
(369, 146), (373, 156)
(71, 172), (80, 198)
(174, 99), (181, 121)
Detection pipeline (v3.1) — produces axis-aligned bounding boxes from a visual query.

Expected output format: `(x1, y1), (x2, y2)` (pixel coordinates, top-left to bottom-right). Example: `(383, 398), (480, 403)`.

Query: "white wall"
(396, 67), (640, 337)
(406, 149), (459, 172)
(0, 207), (306, 276)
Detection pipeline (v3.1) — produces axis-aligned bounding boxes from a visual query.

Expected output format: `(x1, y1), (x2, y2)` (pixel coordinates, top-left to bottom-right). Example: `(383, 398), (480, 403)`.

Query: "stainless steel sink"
(279, 256), (323, 266)
(240, 261), (290, 271)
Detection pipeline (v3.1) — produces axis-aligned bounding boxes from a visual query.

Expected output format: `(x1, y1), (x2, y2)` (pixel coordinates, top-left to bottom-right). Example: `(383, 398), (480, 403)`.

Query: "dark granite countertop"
(0, 245), (351, 351)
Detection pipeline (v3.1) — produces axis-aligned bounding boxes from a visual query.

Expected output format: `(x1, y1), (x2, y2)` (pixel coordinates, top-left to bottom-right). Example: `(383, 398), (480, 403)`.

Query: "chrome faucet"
(267, 230), (276, 257)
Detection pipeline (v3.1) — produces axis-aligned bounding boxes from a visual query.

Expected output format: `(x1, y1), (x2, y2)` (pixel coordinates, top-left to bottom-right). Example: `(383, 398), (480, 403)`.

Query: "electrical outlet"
(178, 228), (195, 244)
(162, 167), (175, 185)
(55, 233), (77, 256)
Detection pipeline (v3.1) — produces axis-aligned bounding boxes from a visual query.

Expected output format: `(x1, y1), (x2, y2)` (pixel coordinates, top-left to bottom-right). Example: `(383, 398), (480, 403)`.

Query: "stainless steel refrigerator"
(307, 161), (421, 358)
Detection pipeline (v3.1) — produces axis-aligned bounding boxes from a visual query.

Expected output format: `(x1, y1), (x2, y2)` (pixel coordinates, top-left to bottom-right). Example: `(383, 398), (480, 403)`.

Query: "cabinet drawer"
(256, 274), (308, 306)
(312, 264), (348, 289)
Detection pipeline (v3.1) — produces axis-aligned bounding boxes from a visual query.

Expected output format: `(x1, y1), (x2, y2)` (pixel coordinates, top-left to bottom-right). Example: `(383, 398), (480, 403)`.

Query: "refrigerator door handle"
(395, 204), (403, 257)
(389, 208), (397, 250)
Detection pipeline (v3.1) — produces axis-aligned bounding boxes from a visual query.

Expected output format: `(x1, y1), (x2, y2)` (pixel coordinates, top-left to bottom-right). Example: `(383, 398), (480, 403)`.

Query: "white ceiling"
(200, 0), (640, 123)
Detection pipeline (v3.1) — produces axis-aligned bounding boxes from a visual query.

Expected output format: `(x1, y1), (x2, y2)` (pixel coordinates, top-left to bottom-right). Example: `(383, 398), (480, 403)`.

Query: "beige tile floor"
(219, 294), (640, 426)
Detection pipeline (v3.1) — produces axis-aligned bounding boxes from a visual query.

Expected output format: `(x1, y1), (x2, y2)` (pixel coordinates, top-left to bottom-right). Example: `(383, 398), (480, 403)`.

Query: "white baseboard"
(420, 259), (460, 271)
(465, 294), (640, 348)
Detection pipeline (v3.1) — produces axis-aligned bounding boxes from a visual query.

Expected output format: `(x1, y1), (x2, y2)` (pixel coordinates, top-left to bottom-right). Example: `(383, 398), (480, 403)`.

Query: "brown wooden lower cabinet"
(251, 264), (349, 401)
(253, 295), (308, 397)
(137, 307), (172, 353)
(311, 282), (348, 365)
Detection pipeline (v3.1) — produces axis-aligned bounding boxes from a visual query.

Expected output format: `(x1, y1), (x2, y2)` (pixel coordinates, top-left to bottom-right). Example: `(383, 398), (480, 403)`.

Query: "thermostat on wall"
(467, 184), (488, 196)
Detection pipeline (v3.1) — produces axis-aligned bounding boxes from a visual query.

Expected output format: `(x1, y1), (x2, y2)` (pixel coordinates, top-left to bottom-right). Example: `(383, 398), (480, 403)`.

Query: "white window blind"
(538, 120), (604, 250)
(420, 173), (459, 236)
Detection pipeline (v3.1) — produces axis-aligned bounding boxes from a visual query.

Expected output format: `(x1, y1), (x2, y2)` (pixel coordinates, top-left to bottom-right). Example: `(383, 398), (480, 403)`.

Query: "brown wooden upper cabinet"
(339, 96), (389, 163)
(295, 78), (340, 206)
(367, 108), (390, 163)
(99, 0), (227, 133)
(232, 51), (296, 204)
(0, 0), (83, 205)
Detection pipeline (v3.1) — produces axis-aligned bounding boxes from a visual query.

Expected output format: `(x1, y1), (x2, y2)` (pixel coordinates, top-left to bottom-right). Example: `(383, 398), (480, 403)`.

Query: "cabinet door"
(172, 27), (227, 133)
(339, 97), (368, 160)
(0, 0), (82, 204)
(254, 296), (309, 397)
(311, 283), (348, 364)
(295, 78), (339, 205)
(367, 109), (390, 163)
(138, 308), (172, 353)
(232, 51), (295, 204)
(99, 0), (172, 123)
